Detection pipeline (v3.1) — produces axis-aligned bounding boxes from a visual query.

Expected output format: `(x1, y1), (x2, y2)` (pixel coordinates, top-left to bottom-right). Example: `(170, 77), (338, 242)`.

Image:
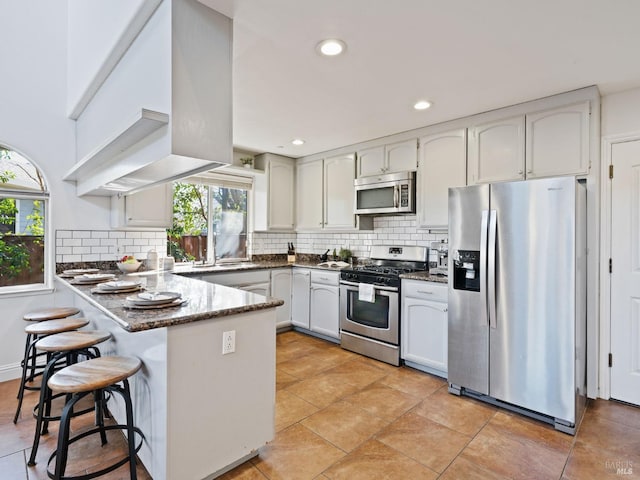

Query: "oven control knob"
(377, 277), (386, 284)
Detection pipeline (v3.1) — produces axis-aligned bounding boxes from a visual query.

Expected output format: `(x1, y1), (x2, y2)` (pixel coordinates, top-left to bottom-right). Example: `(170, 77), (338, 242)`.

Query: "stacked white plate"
(60, 268), (100, 278)
(70, 273), (116, 285)
(124, 291), (185, 310)
(91, 280), (143, 294)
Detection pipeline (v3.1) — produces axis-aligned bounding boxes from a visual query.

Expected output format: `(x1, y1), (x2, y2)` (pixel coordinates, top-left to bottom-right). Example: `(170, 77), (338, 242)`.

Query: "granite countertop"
(57, 272), (284, 333)
(400, 271), (449, 284)
(173, 259), (348, 275)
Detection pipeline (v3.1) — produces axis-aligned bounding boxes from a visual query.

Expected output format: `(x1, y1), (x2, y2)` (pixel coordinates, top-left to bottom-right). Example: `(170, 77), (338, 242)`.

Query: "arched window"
(0, 146), (49, 292)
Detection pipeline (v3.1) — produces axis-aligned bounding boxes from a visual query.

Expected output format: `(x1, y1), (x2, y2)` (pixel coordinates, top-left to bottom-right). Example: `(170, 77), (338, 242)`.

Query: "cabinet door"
(240, 282), (270, 297)
(356, 146), (385, 177)
(310, 283), (340, 339)
(417, 129), (466, 229)
(467, 116), (525, 185)
(324, 154), (356, 230)
(111, 183), (173, 229)
(268, 158), (295, 230)
(386, 139), (418, 173)
(291, 269), (310, 329)
(401, 297), (448, 376)
(526, 101), (590, 179)
(296, 160), (324, 230)
(271, 269), (292, 329)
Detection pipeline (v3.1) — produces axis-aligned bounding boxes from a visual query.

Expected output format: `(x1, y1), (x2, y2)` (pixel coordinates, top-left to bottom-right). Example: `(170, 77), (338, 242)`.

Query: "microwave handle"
(393, 185), (399, 208)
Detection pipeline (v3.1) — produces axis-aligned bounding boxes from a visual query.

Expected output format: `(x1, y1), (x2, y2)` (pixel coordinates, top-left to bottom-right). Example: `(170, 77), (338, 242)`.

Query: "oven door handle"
(340, 280), (398, 292)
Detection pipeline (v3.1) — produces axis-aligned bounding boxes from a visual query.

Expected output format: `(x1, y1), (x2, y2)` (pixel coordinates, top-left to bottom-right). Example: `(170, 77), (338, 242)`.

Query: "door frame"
(599, 131), (640, 400)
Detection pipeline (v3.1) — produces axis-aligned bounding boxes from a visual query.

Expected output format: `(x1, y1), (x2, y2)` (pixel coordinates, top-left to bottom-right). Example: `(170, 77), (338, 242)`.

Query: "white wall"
(602, 87), (640, 136)
(0, 0), (114, 381)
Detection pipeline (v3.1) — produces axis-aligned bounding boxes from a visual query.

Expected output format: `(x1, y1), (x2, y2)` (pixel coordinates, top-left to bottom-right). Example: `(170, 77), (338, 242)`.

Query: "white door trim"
(600, 131), (640, 400)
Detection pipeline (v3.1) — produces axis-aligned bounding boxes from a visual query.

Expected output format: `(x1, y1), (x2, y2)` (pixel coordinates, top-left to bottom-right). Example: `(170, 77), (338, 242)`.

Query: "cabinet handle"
(417, 290), (434, 295)
(517, 170), (523, 175)
(527, 169), (532, 174)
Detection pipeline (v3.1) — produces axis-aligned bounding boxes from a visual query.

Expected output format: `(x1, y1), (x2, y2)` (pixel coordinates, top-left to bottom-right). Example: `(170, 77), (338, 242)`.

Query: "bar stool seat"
(14, 318), (90, 424)
(28, 330), (112, 467)
(18, 307), (81, 405)
(25, 318), (90, 336)
(47, 356), (144, 480)
(23, 307), (81, 322)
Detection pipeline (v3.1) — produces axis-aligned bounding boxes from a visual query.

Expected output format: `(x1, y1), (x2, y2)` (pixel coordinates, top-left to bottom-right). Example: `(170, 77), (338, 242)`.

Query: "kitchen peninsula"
(56, 271), (284, 480)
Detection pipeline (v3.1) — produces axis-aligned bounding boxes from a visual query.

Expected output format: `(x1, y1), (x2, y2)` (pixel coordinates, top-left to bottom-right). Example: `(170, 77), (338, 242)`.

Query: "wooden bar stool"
(14, 317), (90, 423)
(20, 307), (81, 386)
(28, 330), (112, 467)
(46, 356), (144, 480)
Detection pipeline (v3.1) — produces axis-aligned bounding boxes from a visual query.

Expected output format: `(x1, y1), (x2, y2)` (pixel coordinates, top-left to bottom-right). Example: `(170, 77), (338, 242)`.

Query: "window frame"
(0, 188), (52, 296)
(172, 172), (253, 264)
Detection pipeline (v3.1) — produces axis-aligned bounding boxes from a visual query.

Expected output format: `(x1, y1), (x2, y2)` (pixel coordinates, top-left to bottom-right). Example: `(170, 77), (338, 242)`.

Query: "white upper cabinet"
(324, 154), (356, 230)
(253, 153), (296, 231)
(467, 115), (526, 185)
(357, 139), (418, 177)
(296, 155), (370, 231)
(525, 101), (590, 178)
(356, 146), (385, 177)
(417, 129), (467, 229)
(386, 139), (419, 173)
(468, 100), (591, 185)
(296, 159), (324, 230)
(110, 183), (173, 229)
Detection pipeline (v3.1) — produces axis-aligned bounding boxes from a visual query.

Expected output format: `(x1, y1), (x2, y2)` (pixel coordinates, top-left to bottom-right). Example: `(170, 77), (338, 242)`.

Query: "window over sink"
(169, 172), (251, 263)
(0, 146), (49, 292)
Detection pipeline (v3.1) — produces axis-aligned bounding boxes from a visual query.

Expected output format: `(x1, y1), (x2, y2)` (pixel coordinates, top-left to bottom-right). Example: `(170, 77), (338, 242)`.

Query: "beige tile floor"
(220, 330), (640, 480)
(1, 330), (639, 479)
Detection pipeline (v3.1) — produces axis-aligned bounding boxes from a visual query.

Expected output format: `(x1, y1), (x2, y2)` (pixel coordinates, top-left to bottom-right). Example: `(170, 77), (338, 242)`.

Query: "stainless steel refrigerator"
(447, 176), (587, 434)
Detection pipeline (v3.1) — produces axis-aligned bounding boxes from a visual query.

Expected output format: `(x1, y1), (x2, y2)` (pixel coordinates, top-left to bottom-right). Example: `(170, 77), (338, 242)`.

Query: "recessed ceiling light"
(291, 139), (305, 146)
(316, 39), (346, 56)
(414, 100), (432, 110)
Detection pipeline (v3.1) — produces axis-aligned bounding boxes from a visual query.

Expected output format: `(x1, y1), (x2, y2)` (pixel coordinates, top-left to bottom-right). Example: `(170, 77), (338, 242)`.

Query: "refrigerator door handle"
(480, 210), (489, 326)
(488, 209), (497, 329)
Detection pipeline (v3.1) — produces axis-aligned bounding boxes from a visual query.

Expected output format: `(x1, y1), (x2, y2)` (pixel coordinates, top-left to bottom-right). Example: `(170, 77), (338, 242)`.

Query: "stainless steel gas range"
(339, 245), (429, 365)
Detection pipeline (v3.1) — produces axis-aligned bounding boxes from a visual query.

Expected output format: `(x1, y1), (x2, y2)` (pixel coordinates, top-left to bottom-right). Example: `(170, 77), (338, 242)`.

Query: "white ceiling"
(199, 0), (640, 158)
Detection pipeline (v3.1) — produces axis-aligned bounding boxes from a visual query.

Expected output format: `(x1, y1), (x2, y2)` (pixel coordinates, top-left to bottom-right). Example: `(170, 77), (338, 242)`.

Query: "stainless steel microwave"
(354, 171), (416, 215)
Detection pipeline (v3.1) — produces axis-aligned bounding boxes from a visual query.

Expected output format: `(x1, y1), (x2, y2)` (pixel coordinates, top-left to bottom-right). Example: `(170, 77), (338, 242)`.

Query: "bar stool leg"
(14, 334), (37, 423)
(122, 379), (138, 480)
(28, 352), (61, 466)
(52, 392), (88, 480)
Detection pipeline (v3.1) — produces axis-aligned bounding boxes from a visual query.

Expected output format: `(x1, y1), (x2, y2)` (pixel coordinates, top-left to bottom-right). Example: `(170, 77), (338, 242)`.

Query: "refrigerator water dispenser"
(453, 250), (480, 291)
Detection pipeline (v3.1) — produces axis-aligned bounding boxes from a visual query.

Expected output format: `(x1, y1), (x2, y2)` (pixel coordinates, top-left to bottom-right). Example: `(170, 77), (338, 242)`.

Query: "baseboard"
(0, 362), (21, 383)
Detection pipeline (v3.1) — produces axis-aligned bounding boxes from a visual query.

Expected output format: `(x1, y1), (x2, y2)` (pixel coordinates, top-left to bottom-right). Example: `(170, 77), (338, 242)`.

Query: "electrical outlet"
(222, 330), (236, 355)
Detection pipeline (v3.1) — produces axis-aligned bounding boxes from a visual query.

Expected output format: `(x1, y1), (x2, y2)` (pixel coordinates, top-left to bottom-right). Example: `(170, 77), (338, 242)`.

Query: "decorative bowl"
(117, 260), (142, 273)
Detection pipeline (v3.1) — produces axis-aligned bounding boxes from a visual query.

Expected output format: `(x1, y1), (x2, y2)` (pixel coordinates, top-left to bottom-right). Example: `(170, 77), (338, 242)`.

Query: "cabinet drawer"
(402, 280), (447, 302)
(200, 270), (270, 287)
(310, 270), (340, 286)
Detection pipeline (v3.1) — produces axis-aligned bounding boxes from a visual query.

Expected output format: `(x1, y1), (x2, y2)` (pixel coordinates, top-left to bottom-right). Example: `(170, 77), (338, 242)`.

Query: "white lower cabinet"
(291, 268), (340, 341)
(310, 270), (340, 339)
(401, 279), (448, 378)
(271, 269), (292, 329)
(291, 268), (311, 329)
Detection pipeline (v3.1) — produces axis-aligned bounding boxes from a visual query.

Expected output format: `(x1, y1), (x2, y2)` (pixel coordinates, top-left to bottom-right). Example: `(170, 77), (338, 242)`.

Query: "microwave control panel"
(400, 184), (409, 207)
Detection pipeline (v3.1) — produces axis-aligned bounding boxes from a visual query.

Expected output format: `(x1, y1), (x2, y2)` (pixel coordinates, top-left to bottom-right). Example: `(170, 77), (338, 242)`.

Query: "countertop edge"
(56, 276), (284, 333)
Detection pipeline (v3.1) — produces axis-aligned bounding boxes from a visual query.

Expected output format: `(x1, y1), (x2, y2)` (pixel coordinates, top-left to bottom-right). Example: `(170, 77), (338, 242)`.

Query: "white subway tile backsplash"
(250, 214), (447, 259)
(56, 230), (167, 264)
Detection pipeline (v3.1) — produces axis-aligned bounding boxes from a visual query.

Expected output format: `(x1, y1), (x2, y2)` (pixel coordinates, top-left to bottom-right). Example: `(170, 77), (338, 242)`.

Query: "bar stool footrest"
(46, 424), (144, 480)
